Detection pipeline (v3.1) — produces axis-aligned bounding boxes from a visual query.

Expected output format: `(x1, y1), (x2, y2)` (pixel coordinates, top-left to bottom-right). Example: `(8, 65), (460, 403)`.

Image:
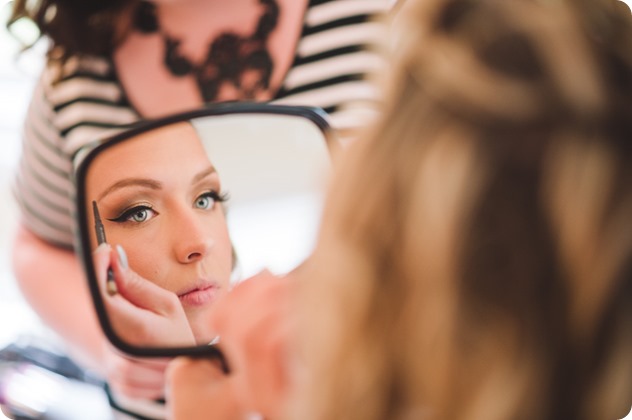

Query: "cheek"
(129, 248), (165, 286)
(109, 226), (167, 286)
(212, 218), (234, 282)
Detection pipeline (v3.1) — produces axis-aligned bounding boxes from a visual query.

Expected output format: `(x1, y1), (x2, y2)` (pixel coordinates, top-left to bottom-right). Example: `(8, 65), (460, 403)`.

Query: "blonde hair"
(291, 0), (632, 419)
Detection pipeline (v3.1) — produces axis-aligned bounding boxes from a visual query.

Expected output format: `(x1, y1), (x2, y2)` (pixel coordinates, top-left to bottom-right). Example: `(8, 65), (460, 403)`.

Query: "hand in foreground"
(166, 357), (245, 420)
(93, 244), (195, 347)
(103, 342), (171, 401)
(208, 271), (295, 419)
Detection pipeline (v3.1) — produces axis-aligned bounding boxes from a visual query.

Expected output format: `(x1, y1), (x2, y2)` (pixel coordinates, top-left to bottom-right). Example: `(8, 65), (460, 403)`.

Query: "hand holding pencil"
(92, 200), (118, 296)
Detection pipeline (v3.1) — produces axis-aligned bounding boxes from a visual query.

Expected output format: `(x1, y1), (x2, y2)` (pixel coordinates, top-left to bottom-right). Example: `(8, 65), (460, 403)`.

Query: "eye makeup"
(107, 203), (157, 224)
(92, 200), (119, 296)
(107, 190), (228, 224)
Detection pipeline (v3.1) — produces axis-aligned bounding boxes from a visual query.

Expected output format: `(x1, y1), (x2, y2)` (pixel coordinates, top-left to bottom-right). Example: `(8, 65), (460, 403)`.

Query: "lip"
(177, 281), (219, 307)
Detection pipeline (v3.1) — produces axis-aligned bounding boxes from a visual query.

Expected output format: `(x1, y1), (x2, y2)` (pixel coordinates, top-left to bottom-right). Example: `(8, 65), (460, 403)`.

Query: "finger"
(93, 243), (115, 300)
(219, 274), (289, 344)
(110, 245), (182, 316)
(110, 364), (165, 390)
(239, 303), (289, 391)
(248, 314), (295, 416)
(123, 356), (173, 371)
(109, 378), (165, 401)
(166, 357), (242, 420)
(106, 355), (168, 400)
(103, 294), (178, 345)
(209, 273), (289, 377)
(97, 259), (195, 347)
(209, 274), (293, 416)
(106, 343), (174, 373)
(209, 270), (281, 334)
(167, 357), (224, 388)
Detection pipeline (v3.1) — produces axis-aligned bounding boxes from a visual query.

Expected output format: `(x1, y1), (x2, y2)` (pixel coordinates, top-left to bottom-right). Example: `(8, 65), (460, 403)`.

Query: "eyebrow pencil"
(92, 200), (118, 296)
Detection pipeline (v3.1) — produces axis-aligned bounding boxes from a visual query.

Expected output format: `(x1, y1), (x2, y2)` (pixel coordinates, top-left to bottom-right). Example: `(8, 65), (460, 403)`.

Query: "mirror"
(74, 104), (334, 359)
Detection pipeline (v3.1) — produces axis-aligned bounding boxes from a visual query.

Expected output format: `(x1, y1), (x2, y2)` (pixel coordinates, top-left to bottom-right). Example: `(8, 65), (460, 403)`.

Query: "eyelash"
(203, 190), (229, 203)
(106, 190), (229, 224)
(107, 204), (155, 224)
(195, 190), (229, 209)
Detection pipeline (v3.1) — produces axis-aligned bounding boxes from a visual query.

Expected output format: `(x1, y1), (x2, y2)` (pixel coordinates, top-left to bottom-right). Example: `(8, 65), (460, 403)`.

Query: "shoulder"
(277, 1), (391, 137)
(305, 0), (393, 16)
(37, 55), (139, 155)
(302, 0), (392, 30)
(297, 0), (392, 61)
(40, 55), (119, 108)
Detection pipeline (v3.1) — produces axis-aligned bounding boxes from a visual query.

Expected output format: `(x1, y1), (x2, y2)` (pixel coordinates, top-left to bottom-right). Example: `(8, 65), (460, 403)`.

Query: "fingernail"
(95, 243), (110, 253)
(106, 274), (118, 296)
(116, 245), (128, 270)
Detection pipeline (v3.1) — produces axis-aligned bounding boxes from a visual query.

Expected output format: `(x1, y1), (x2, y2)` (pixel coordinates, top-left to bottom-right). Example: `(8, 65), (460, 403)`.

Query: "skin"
(115, 0), (309, 118)
(86, 122), (234, 345)
(166, 357), (245, 419)
(166, 271), (294, 419)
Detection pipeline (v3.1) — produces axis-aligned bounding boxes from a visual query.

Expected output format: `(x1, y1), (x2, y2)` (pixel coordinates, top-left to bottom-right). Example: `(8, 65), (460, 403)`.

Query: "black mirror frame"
(73, 103), (334, 363)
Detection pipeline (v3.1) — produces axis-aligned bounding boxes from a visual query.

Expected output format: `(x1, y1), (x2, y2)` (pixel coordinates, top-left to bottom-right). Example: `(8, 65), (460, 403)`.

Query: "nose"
(172, 207), (214, 263)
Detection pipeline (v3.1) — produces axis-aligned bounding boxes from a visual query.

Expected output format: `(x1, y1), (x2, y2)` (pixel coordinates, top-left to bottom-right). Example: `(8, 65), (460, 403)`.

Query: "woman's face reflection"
(87, 122), (233, 343)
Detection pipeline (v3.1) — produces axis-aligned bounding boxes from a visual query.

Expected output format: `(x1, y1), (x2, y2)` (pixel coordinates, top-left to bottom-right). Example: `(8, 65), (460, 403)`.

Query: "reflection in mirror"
(77, 107), (332, 353)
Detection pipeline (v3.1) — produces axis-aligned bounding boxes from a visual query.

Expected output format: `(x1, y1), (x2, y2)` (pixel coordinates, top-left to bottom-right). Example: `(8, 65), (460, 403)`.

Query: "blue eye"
(195, 191), (228, 210)
(108, 205), (157, 224)
(129, 208), (151, 222)
(196, 195), (213, 210)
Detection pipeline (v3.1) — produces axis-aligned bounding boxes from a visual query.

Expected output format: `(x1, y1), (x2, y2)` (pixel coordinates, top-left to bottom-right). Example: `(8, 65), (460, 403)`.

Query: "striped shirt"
(14, 0), (389, 251)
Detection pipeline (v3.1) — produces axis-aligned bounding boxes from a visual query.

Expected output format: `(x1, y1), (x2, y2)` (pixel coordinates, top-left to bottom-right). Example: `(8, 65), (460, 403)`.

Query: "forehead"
(107, 122), (205, 164)
(87, 122), (212, 186)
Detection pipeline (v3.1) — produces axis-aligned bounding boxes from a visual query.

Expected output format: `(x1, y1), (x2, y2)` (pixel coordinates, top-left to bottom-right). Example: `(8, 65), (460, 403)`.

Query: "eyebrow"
(98, 179), (162, 201)
(192, 166), (217, 184)
(97, 166), (217, 201)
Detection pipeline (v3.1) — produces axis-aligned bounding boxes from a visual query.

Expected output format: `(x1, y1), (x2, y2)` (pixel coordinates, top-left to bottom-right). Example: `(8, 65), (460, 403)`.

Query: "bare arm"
(11, 223), (170, 399)
(11, 223), (105, 373)
(206, 271), (294, 418)
(166, 358), (245, 420)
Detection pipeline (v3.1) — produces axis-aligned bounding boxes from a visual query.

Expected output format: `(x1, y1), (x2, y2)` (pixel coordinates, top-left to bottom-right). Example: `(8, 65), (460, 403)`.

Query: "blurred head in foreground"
(293, 0), (632, 419)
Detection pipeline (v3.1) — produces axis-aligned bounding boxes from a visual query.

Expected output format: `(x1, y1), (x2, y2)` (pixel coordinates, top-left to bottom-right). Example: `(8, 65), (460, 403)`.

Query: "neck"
(153, 0), (264, 60)
(156, 0), (259, 32)
(156, 0), (263, 60)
